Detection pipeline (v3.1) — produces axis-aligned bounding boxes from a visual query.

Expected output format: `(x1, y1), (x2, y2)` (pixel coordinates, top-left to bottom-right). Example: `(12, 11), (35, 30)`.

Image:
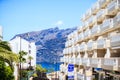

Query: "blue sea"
(36, 62), (61, 72)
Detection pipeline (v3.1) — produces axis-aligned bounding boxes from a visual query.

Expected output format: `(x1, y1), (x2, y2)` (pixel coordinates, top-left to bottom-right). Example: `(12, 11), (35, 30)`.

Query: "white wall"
(9, 36), (36, 68)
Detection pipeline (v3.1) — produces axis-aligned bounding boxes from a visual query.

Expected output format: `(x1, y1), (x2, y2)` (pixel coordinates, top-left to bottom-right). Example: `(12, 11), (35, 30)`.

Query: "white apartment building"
(59, 0), (120, 80)
(0, 26), (3, 40)
(9, 36), (36, 80)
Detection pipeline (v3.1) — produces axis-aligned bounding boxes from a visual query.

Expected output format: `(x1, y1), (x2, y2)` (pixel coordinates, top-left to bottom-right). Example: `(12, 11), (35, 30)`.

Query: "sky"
(0, 0), (96, 41)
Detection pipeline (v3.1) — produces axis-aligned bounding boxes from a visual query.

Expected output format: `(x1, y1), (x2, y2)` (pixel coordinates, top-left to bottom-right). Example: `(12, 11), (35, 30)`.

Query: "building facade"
(9, 36), (36, 80)
(59, 0), (120, 80)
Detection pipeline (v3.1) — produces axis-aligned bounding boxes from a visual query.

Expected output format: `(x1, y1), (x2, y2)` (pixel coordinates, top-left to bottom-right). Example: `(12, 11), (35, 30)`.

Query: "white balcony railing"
(85, 9), (92, 20)
(76, 58), (82, 65)
(91, 58), (99, 65)
(78, 33), (84, 42)
(113, 12), (120, 28)
(79, 42), (86, 52)
(110, 34), (120, 48)
(99, 0), (112, 8)
(81, 14), (86, 22)
(84, 29), (90, 38)
(87, 16), (95, 27)
(87, 41), (94, 50)
(106, 0), (120, 15)
(96, 9), (105, 22)
(60, 57), (64, 62)
(82, 58), (91, 66)
(91, 25), (100, 35)
(91, 2), (100, 15)
(100, 19), (113, 32)
(104, 58), (116, 66)
(97, 38), (106, 49)
(91, 58), (104, 68)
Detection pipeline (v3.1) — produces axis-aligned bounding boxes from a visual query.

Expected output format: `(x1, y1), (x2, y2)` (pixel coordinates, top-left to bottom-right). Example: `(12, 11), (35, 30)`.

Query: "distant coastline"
(37, 62), (61, 72)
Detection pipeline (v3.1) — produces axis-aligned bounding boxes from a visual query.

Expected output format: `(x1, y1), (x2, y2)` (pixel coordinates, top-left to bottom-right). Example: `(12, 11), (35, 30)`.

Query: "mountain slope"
(12, 27), (76, 63)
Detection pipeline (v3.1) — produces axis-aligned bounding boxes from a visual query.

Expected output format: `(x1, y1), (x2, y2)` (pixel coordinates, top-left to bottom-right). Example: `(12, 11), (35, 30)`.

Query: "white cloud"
(55, 20), (63, 26)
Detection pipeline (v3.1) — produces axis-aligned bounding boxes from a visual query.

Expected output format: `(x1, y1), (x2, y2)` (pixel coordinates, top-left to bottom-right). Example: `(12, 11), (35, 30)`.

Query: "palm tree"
(28, 56), (33, 67)
(18, 51), (27, 68)
(0, 41), (18, 71)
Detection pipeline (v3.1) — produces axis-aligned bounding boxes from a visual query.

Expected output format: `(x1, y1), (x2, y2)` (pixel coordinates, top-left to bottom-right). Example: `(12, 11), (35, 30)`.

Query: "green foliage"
(21, 70), (28, 78)
(0, 41), (18, 71)
(32, 73), (38, 77)
(36, 65), (47, 72)
(0, 60), (14, 80)
(19, 51), (27, 63)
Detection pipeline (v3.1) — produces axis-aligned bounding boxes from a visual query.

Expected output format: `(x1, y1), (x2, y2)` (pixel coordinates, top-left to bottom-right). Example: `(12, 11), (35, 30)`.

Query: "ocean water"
(36, 62), (61, 72)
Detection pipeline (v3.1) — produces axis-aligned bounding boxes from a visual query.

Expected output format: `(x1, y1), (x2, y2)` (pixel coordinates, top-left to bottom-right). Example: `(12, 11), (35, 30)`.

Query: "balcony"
(87, 41), (94, 51)
(100, 19), (113, 32)
(91, 58), (103, 68)
(97, 38), (106, 49)
(79, 42), (86, 52)
(113, 12), (120, 28)
(103, 58), (120, 70)
(85, 9), (92, 20)
(82, 58), (91, 66)
(110, 34), (120, 48)
(78, 32), (84, 42)
(74, 37), (79, 44)
(81, 14), (86, 22)
(91, 25), (100, 35)
(82, 22), (89, 31)
(68, 47), (72, 54)
(91, 2), (100, 15)
(64, 57), (69, 63)
(96, 9), (106, 23)
(84, 29), (90, 38)
(76, 58), (82, 65)
(77, 26), (82, 33)
(71, 39), (74, 46)
(87, 16), (95, 27)
(106, 0), (120, 16)
(99, 0), (112, 8)
(60, 57), (64, 62)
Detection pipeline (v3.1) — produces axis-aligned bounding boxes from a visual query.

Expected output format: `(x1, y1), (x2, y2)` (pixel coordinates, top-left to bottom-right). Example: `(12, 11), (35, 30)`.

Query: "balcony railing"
(91, 2), (100, 15)
(91, 58), (104, 68)
(85, 9), (92, 20)
(78, 33), (84, 42)
(87, 41), (94, 50)
(91, 25), (100, 35)
(96, 9), (105, 22)
(81, 14), (86, 22)
(100, 19), (113, 32)
(84, 29), (90, 38)
(87, 16), (95, 27)
(82, 58), (91, 66)
(103, 58), (120, 70)
(110, 34), (120, 48)
(113, 12), (120, 27)
(99, 0), (112, 8)
(97, 38), (106, 49)
(65, 42), (68, 47)
(60, 57), (64, 62)
(76, 58), (82, 65)
(91, 58), (99, 65)
(106, 0), (120, 15)
(79, 42), (86, 52)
